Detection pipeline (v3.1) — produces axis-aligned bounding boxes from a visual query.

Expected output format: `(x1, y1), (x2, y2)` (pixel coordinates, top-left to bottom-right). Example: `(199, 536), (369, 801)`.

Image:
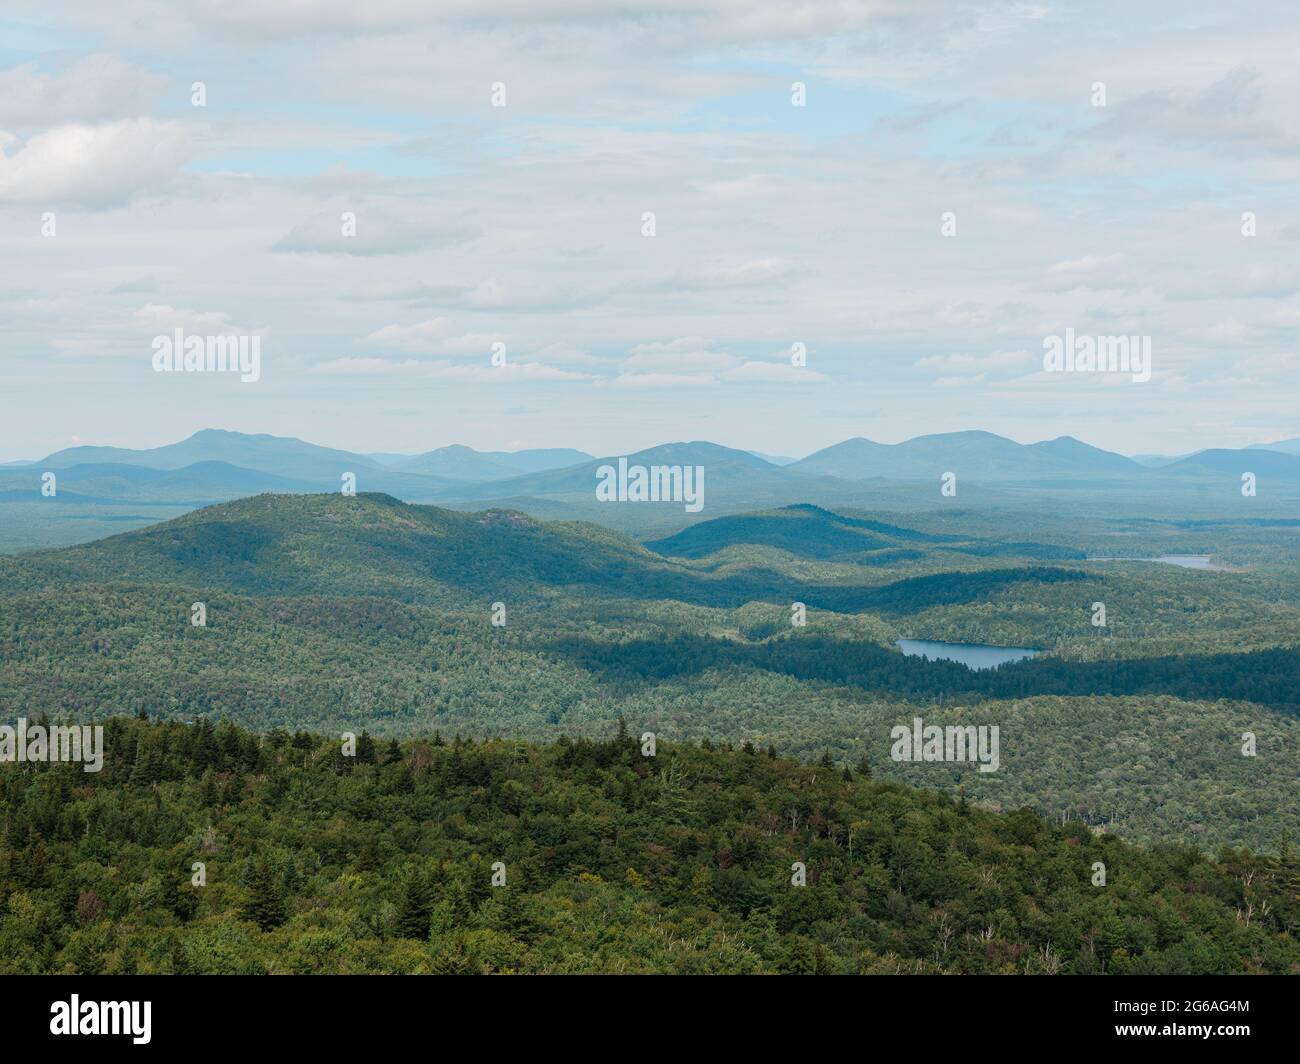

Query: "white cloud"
(363, 318), (451, 349)
(917, 350), (1033, 373)
(273, 209), (474, 256)
(722, 361), (828, 384)
(0, 55), (166, 128)
(625, 337), (739, 373)
(427, 361), (595, 382)
(0, 119), (190, 206)
(311, 357), (425, 375)
(607, 372), (718, 389)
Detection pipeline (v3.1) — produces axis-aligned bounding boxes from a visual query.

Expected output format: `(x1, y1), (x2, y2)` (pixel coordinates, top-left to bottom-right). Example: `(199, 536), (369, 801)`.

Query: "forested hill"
(0, 492), (1086, 613)
(1, 716), (1296, 975)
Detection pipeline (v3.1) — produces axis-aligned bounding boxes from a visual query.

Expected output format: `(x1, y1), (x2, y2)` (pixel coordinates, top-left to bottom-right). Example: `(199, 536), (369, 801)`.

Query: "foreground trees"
(0, 717), (1296, 975)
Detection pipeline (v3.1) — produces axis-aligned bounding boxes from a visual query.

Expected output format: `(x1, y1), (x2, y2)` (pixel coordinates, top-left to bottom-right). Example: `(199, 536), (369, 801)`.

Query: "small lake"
(895, 639), (1039, 670)
(1152, 555), (1231, 570)
(1090, 554), (1235, 571)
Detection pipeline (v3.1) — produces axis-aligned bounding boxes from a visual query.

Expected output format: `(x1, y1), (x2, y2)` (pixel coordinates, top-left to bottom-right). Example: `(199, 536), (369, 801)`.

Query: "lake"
(1152, 555), (1231, 570)
(1089, 554), (1235, 571)
(895, 639), (1039, 670)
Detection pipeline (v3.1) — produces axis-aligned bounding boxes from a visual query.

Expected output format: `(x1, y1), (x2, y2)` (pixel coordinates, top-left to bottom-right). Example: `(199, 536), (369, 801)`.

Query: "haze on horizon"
(4, 1), (1299, 462)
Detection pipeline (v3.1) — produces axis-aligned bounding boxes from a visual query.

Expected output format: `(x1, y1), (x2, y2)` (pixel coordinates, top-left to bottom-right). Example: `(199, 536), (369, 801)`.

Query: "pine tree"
(396, 868), (433, 939)
(242, 861), (286, 931)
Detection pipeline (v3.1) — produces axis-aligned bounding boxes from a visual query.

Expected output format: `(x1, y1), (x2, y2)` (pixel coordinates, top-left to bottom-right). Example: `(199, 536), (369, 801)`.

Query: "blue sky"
(2, 1), (1299, 461)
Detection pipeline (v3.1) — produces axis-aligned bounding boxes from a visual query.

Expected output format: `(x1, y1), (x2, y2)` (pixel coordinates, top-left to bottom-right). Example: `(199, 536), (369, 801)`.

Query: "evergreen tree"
(396, 868), (434, 939)
(242, 861), (286, 931)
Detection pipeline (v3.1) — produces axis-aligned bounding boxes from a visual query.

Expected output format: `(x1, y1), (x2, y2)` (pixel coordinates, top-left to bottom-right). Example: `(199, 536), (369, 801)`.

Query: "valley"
(3, 488), (1296, 858)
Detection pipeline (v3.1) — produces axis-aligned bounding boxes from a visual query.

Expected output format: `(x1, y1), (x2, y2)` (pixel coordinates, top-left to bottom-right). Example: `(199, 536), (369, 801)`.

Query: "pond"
(895, 639), (1039, 670)
(1089, 554), (1236, 571)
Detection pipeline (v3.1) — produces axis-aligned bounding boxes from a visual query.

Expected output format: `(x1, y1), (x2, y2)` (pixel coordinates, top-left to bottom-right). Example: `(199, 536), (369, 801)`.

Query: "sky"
(2, 1), (1299, 462)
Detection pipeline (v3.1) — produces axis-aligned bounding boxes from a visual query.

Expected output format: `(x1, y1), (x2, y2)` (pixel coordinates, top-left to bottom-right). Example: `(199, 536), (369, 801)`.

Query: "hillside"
(10, 428), (1300, 555)
(2, 493), (684, 605)
(2, 716), (1296, 975)
(789, 431), (1142, 481)
(644, 503), (1083, 562)
(391, 445), (528, 481)
(1162, 448), (1300, 480)
(0, 461), (313, 504)
(38, 429), (387, 482)
(3, 493), (1298, 855)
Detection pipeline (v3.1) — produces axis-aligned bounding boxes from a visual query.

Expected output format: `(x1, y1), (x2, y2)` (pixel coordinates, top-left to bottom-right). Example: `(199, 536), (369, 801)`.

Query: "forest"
(1, 715), (1296, 975)
(1, 493), (1297, 857)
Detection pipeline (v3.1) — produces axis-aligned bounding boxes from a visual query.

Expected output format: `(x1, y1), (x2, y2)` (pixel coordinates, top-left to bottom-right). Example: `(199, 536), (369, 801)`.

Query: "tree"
(396, 868), (434, 939)
(242, 861), (286, 931)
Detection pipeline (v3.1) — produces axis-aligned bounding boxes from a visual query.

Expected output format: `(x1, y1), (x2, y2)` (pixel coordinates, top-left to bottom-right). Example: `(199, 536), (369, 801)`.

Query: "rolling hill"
(3, 492), (1298, 856)
(644, 503), (1085, 563)
(1161, 448), (1300, 480)
(38, 429), (385, 482)
(789, 431), (1142, 481)
(644, 503), (950, 560)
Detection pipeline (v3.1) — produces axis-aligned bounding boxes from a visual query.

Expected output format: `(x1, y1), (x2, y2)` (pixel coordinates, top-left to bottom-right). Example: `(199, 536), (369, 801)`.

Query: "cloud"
(1037, 255), (1128, 293)
(192, 1), (965, 45)
(272, 209), (474, 256)
(0, 55), (167, 128)
(110, 276), (160, 294)
(525, 341), (608, 367)
(722, 360), (828, 384)
(1086, 67), (1296, 154)
(311, 357), (425, 375)
(427, 361), (595, 382)
(917, 350), (1033, 374)
(362, 317), (450, 348)
(607, 372), (718, 389)
(635, 257), (793, 294)
(0, 119), (190, 207)
(362, 318), (511, 359)
(624, 337), (739, 373)
(133, 303), (247, 332)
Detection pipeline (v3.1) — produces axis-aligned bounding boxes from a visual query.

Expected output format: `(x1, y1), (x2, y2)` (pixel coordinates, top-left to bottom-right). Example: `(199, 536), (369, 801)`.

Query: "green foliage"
(1, 717), (1297, 975)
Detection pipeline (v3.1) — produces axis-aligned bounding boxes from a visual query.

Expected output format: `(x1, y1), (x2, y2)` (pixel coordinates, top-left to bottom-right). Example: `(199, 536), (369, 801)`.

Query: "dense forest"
(2, 494), (1298, 857)
(551, 633), (1300, 713)
(2, 716), (1297, 975)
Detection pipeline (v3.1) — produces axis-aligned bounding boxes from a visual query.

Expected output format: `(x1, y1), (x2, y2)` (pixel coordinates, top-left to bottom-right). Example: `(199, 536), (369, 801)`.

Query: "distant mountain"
(1247, 438), (1300, 456)
(378, 445), (594, 481)
(0, 461), (311, 503)
(39, 429), (384, 483)
(8, 493), (661, 604)
(746, 450), (798, 466)
(1161, 448), (1300, 480)
(488, 448), (593, 474)
(0, 493), (1086, 618)
(1028, 435), (1139, 472)
(4, 492), (819, 610)
(437, 441), (800, 504)
(392, 445), (523, 481)
(645, 503), (945, 560)
(645, 503), (1083, 563)
(789, 431), (1139, 481)
(15, 429), (1300, 552)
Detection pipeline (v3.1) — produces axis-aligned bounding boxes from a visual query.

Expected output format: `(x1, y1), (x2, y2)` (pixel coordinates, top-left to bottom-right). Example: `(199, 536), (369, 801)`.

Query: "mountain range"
(3, 428), (1299, 545)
